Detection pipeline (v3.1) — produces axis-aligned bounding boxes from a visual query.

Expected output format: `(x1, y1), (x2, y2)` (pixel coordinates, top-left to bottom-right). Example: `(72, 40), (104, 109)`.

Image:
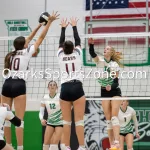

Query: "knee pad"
(4, 120), (11, 127)
(106, 120), (112, 130)
(43, 144), (49, 150)
(49, 144), (58, 150)
(63, 120), (71, 126)
(60, 144), (65, 150)
(111, 116), (120, 126)
(16, 121), (24, 128)
(17, 145), (23, 150)
(75, 120), (84, 127)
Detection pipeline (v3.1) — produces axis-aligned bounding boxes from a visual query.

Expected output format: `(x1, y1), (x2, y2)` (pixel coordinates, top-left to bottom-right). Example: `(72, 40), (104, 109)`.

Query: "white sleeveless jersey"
(0, 107), (14, 139)
(118, 106), (136, 134)
(8, 45), (35, 79)
(57, 47), (83, 84)
(96, 56), (120, 87)
(41, 93), (63, 126)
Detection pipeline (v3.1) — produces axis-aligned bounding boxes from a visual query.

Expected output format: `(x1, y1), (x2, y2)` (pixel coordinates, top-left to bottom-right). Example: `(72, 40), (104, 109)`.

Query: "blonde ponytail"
(111, 47), (123, 67)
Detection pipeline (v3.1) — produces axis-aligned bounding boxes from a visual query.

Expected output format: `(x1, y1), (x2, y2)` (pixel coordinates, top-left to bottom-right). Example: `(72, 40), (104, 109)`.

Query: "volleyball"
(39, 12), (50, 25)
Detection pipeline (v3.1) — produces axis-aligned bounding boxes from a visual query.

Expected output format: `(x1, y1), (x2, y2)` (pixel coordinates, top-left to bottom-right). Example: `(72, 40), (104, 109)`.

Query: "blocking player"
(57, 18), (86, 150)
(1, 11), (59, 150)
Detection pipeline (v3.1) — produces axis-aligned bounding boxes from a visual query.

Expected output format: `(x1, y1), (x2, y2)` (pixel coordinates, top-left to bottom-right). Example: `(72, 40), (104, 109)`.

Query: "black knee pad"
(0, 140), (6, 149)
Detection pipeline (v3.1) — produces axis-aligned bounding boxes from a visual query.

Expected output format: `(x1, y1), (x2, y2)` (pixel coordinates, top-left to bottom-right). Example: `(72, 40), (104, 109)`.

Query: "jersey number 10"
(10, 58), (20, 70)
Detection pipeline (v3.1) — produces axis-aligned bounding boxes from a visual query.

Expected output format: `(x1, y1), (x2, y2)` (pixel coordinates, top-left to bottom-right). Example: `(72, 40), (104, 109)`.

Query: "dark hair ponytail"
(4, 36), (25, 75)
(4, 51), (17, 75)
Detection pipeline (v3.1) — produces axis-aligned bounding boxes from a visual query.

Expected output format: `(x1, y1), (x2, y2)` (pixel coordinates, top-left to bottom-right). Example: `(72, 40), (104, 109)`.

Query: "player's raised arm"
(34, 11), (60, 52)
(59, 18), (68, 48)
(25, 24), (42, 47)
(70, 17), (81, 48)
(88, 38), (99, 62)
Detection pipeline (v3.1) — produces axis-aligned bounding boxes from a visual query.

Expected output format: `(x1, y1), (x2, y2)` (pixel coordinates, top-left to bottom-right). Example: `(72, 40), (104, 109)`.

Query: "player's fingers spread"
(56, 13), (60, 18)
(65, 18), (67, 23)
(70, 17), (73, 22)
(52, 10), (54, 16)
(75, 17), (78, 21)
(55, 11), (58, 15)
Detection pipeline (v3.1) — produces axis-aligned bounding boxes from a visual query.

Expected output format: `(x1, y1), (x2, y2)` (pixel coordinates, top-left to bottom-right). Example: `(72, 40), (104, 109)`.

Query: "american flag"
(86, 0), (150, 20)
(86, 0), (129, 10)
(85, 0), (150, 33)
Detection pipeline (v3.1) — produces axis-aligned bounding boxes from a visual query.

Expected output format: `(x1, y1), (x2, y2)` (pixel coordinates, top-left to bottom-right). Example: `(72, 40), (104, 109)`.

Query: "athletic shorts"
(60, 80), (85, 101)
(101, 87), (121, 98)
(47, 124), (63, 128)
(1, 77), (26, 98)
(120, 132), (133, 137)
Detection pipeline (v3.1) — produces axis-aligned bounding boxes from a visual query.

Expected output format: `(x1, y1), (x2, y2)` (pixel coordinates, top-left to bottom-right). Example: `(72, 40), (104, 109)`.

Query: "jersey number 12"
(50, 103), (56, 109)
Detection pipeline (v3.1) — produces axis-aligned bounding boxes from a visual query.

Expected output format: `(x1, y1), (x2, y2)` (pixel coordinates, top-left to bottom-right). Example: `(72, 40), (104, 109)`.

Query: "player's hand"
(136, 133), (140, 139)
(60, 18), (69, 28)
(88, 38), (94, 45)
(69, 17), (79, 27)
(49, 11), (60, 22)
(106, 85), (111, 91)
(39, 22), (45, 26)
(41, 119), (47, 126)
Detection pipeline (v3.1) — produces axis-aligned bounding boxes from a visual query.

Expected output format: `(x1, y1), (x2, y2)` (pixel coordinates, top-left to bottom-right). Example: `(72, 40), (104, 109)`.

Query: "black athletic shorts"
(120, 132), (133, 137)
(1, 77), (26, 98)
(101, 87), (121, 97)
(47, 124), (63, 128)
(60, 80), (85, 101)
(0, 140), (6, 149)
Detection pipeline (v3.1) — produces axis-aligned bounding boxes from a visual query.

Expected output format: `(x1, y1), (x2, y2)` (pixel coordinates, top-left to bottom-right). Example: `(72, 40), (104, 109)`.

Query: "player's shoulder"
(55, 93), (60, 98)
(43, 94), (49, 99)
(74, 46), (82, 55)
(127, 106), (135, 112)
(57, 48), (64, 57)
(41, 94), (49, 104)
(110, 60), (119, 67)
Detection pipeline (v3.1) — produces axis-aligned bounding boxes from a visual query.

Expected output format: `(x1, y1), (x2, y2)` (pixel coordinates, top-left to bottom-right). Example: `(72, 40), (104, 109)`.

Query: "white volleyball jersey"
(41, 93), (63, 126)
(8, 45), (35, 79)
(57, 47), (83, 84)
(118, 106), (136, 134)
(0, 106), (14, 137)
(96, 56), (120, 87)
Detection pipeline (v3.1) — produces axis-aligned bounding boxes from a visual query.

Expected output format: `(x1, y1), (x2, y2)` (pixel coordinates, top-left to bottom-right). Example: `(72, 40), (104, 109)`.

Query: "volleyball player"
(119, 100), (140, 150)
(57, 18), (86, 150)
(1, 11), (59, 150)
(39, 81), (63, 150)
(0, 103), (21, 150)
(88, 38), (122, 150)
